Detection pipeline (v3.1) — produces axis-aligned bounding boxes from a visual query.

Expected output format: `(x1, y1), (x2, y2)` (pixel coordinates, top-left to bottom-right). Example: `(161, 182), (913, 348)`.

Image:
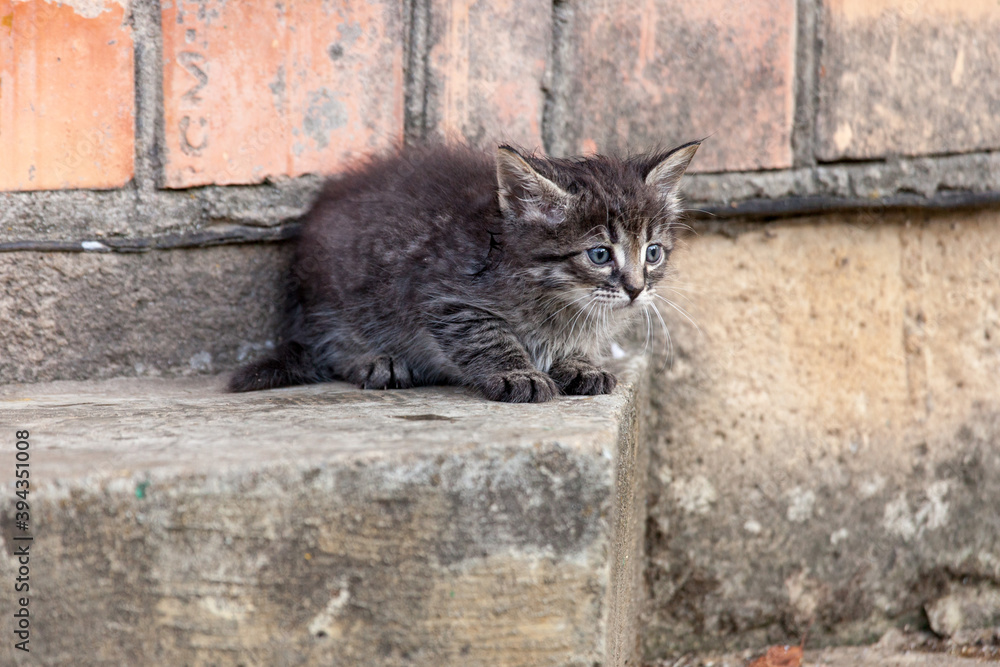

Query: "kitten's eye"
(646, 244), (663, 264)
(587, 247), (612, 265)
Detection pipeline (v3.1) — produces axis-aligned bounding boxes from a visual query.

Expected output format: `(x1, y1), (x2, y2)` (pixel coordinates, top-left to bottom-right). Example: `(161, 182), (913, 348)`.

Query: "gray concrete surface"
(0, 245), (289, 384)
(643, 209), (1000, 659)
(0, 357), (648, 666)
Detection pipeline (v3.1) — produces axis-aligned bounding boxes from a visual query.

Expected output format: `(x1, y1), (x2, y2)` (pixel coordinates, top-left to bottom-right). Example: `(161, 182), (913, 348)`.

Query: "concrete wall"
(644, 209), (1000, 657)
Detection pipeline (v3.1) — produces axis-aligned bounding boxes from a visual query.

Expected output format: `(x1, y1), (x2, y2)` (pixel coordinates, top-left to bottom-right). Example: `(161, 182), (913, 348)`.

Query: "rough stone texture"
(642, 208), (1000, 659)
(0, 177), (322, 245)
(0, 0), (134, 191)
(926, 582), (1000, 638)
(650, 645), (994, 666)
(662, 626), (1000, 664)
(0, 244), (289, 384)
(0, 360), (647, 666)
(161, 0), (403, 187)
(817, 0), (1000, 161)
(548, 0), (796, 172)
(423, 0), (550, 150)
(681, 150), (1000, 218)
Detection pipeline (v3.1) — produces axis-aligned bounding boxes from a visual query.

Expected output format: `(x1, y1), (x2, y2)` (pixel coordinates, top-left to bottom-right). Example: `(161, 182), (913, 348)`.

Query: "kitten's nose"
(624, 284), (643, 302)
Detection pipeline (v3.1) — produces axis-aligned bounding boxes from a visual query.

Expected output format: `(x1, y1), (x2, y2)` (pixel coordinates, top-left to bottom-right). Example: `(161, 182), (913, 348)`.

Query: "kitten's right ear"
(643, 140), (701, 203)
(496, 145), (569, 220)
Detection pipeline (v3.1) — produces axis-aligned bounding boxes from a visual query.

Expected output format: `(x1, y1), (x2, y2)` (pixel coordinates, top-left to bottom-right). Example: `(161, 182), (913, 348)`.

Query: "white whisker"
(539, 293), (591, 326)
(652, 293), (701, 335)
(642, 305), (652, 356)
(650, 302), (674, 372)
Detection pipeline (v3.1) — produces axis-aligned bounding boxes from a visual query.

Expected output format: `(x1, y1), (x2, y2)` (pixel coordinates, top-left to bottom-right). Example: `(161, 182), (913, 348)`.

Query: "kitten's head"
(495, 141), (699, 324)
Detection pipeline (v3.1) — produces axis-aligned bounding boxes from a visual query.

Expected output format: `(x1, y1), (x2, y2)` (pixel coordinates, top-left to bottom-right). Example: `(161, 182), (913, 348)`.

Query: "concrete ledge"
(0, 358), (648, 666)
(3, 149), (999, 251)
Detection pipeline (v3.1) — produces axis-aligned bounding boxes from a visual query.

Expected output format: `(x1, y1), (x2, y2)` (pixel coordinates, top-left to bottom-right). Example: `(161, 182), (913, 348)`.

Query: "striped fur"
(229, 141), (699, 402)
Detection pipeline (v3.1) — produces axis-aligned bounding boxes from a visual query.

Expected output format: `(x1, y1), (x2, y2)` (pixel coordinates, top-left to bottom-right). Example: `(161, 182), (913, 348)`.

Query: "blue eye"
(587, 247), (612, 265)
(646, 244), (663, 263)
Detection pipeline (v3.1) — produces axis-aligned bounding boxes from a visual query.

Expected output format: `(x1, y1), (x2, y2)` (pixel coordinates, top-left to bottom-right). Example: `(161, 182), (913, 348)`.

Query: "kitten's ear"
(496, 145), (569, 220)
(643, 141), (700, 201)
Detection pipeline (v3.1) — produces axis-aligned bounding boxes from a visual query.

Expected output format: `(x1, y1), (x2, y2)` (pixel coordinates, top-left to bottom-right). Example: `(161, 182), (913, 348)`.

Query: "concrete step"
(1, 358), (648, 666)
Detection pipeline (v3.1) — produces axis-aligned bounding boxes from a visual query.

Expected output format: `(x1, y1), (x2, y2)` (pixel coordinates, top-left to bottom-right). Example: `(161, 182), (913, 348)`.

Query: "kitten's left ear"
(496, 145), (569, 220)
(643, 140), (701, 201)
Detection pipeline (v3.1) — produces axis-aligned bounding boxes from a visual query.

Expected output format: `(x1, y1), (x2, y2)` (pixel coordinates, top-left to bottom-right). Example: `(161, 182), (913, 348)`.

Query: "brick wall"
(1, 0), (998, 383)
(3, 0), (999, 196)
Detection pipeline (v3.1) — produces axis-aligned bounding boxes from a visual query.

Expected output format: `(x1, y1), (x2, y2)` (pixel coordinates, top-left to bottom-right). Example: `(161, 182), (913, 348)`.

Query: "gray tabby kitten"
(229, 140), (699, 402)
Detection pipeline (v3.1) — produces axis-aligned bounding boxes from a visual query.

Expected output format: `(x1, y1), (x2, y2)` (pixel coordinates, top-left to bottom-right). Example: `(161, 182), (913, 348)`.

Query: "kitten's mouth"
(609, 298), (638, 311)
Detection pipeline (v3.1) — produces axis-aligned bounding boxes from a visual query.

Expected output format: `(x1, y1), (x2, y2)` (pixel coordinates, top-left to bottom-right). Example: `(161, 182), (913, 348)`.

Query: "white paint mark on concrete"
(834, 122), (854, 153)
(858, 474), (886, 499)
(884, 492), (916, 538)
(199, 596), (252, 621)
(830, 527), (849, 545)
(951, 47), (966, 87)
(308, 578), (350, 638)
(786, 487), (816, 523)
(884, 482), (951, 540)
(189, 351), (213, 372)
(916, 480), (950, 530)
(672, 475), (717, 515)
(656, 464), (672, 486)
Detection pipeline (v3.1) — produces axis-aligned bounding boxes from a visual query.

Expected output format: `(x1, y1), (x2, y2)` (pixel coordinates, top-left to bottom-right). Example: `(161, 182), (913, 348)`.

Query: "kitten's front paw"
(478, 370), (558, 403)
(353, 355), (413, 390)
(549, 359), (617, 396)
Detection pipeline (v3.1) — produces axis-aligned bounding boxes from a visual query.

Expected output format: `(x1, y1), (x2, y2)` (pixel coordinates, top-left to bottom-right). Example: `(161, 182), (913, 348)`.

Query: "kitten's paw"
(549, 359), (617, 396)
(354, 355), (413, 390)
(478, 369), (558, 403)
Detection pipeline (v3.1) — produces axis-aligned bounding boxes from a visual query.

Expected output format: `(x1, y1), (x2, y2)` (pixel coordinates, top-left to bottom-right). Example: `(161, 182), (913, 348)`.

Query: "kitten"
(229, 140), (699, 402)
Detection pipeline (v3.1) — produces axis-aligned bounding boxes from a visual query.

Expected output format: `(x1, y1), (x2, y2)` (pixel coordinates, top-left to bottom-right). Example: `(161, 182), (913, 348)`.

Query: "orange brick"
(555, 0), (796, 172)
(425, 0), (550, 150)
(0, 0), (134, 191)
(162, 0), (403, 188)
(818, 0), (1000, 160)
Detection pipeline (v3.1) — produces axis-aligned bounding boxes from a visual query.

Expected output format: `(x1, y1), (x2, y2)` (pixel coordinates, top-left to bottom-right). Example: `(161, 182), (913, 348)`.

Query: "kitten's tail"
(227, 340), (315, 392)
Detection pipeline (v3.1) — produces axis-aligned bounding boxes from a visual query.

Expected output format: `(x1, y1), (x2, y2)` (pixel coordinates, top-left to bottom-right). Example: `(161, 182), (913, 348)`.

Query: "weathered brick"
(162, 0), (403, 188)
(818, 0), (1000, 160)
(0, 0), (134, 191)
(424, 0), (550, 150)
(550, 0), (796, 171)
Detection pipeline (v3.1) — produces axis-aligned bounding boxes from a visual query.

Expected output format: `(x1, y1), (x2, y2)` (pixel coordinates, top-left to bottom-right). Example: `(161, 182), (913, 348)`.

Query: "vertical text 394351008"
(12, 430), (32, 653)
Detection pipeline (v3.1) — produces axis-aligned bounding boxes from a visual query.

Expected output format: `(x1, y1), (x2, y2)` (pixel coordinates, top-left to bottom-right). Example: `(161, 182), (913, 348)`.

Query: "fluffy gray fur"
(229, 141), (700, 402)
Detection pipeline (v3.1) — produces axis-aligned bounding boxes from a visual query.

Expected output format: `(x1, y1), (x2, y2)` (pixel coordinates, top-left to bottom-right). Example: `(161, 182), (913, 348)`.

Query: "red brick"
(162, 0), (403, 188)
(425, 0), (550, 150)
(0, 0), (134, 191)
(818, 0), (1000, 160)
(554, 0), (796, 172)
